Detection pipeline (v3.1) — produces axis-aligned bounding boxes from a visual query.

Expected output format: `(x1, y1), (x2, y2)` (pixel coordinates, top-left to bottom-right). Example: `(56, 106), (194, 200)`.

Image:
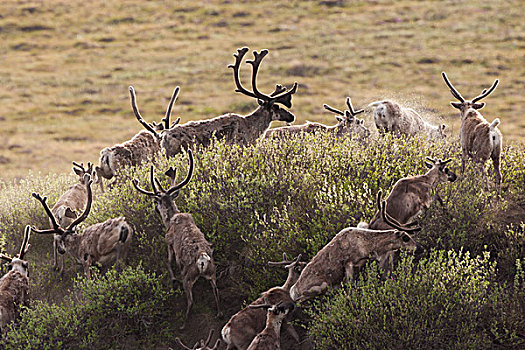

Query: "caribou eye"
(402, 235), (410, 242)
(22, 263), (28, 269)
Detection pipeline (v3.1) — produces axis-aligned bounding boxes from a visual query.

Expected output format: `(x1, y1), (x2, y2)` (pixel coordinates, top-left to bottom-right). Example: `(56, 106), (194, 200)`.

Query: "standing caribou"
(441, 72), (502, 192)
(132, 150), (220, 329)
(32, 175), (133, 279)
(95, 86), (181, 191)
(221, 253), (305, 350)
(289, 197), (424, 302)
(369, 100), (446, 139)
(50, 161), (95, 274)
(0, 226), (31, 336)
(132, 47), (298, 157)
(264, 97), (370, 140)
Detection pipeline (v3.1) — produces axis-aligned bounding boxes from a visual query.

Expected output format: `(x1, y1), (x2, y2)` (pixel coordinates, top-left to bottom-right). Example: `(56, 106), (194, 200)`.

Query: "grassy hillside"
(0, 0), (524, 180)
(0, 135), (523, 348)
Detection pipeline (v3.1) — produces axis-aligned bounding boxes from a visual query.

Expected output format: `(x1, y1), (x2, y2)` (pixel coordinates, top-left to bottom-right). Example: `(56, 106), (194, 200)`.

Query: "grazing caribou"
(264, 97), (370, 140)
(441, 72), (502, 192)
(32, 175), (132, 279)
(221, 253), (305, 350)
(369, 100), (446, 139)
(132, 150), (220, 329)
(0, 226), (31, 336)
(132, 47), (298, 157)
(289, 199), (424, 302)
(246, 302), (296, 350)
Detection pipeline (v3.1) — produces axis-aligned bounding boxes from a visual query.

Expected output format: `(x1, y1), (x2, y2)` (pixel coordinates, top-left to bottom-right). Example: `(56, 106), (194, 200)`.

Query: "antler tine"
(323, 104), (345, 116)
(228, 47), (258, 99)
(0, 253), (13, 263)
(425, 156), (436, 163)
(66, 175), (93, 231)
(375, 189), (383, 212)
(163, 86), (180, 130)
(246, 49), (272, 101)
(271, 82), (298, 108)
(129, 86), (160, 138)
(270, 84), (287, 97)
(167, 149), (194, 195)
(87, 162), (93, 174)
(174, 337), (193, 350)
(472, 79), (499, 103)
(32, 192), (61, 233)
(441, 72), (465, 102)
(18, 225), (31, 260)
(268, 252), (292, 266)
(154, 178), (167, 194)
(72, 161), (85, 172)
(149, 166), (160, 195)
(346, 97), (364, 116)
(170, 117), (181, 129)
(204, 329), (215, 347)
(381, 200), (421, 233)
(441, 158), (452, 165)
(131, 179), (157, 197)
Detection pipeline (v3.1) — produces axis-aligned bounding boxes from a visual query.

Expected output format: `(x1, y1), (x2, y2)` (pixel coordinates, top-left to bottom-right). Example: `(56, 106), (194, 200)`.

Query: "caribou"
(132, 150), (220, 329)
(132, 47), (298, 157)
(441, 71), (502, 192)
(32, 175), (132, 279)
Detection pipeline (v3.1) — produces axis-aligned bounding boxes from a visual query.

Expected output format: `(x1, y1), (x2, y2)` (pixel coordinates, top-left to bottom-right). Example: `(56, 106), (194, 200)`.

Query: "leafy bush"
(307, 251), (525, 350)
(3, 265), (177, 349)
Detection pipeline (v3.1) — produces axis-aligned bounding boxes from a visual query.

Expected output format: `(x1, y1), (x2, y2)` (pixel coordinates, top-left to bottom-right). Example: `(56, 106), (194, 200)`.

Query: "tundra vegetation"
(0, 134), (523, 349)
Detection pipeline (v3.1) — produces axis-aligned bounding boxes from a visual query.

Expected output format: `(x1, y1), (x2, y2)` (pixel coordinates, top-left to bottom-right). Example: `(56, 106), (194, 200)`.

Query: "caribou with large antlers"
(32, 175), (132, 279)
(221, 253), (305, 350)
(0, 226), (31, 336)
(132, 150), (220, 328)
(441, 72), (502, 192)
(369, 100), (446, 139)
(264, 97), (370, 140)
(132, 47), (298, 157)
(289, 199), (424, 302)
(95, 87), (181, 191)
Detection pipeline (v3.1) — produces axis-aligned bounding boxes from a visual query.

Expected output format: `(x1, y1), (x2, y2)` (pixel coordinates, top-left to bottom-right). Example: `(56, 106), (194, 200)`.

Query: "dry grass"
(0, 0), (523, 180)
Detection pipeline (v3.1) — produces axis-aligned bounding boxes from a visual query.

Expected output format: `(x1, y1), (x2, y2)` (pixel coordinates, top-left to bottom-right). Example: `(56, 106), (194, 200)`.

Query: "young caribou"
(132, 47), (298, 157)
(289, 199), (424, 302)
(0, 226), (31, 336)
(264, 97), (370, 140)
(441, 72), (502, 192)
(246, 302), (296, 350)
(221, 253), (305, 350)
(32, 175), (132, 279)
(50, 161), (95, 273)
(132, 150), (220, 328)
(95, 87), (181, 191)
(369, 100), (446, 139)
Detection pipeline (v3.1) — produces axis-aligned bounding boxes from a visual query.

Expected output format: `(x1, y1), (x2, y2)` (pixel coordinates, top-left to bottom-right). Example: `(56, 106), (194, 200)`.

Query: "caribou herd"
(0, 47), (504, 348)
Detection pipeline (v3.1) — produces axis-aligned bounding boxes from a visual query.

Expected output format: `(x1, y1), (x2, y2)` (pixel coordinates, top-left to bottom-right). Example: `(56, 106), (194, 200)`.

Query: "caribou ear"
(73, 167), (82, 176)
(450, 102), (462, 109)
(425, 161), (433, 169)
(441, 124), (446, 130)
(335, 115), (344, 123)
(472, 102), (485, 110)
(257, 99), (265, 106)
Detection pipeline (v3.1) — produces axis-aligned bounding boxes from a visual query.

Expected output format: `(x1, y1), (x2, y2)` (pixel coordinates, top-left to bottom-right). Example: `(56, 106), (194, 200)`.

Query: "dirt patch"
(0, 155), (10, 164)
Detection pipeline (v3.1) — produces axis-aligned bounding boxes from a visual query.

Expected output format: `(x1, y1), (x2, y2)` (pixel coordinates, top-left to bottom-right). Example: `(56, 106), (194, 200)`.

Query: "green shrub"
(3, 265), (177, 349)
(307, 251), (525, 350)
